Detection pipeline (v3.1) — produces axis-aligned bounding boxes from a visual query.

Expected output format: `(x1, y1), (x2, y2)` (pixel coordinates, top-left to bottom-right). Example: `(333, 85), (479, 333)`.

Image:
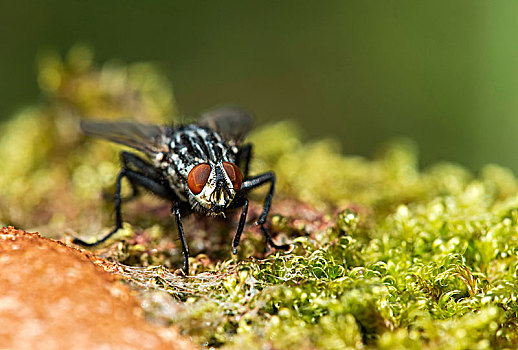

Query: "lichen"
(1, 47), (518, 349)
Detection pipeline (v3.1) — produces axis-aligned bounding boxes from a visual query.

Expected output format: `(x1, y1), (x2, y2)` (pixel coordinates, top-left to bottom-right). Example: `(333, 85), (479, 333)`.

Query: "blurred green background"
(1, 1), (517, 171)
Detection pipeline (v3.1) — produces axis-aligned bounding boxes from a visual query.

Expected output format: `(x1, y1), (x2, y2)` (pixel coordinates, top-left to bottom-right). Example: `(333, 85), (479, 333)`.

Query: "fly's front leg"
(236, 143), (252, 179)
(231, 198), (249, 254)
(240, 172), (291, 251)
(172, 204), (190, 275)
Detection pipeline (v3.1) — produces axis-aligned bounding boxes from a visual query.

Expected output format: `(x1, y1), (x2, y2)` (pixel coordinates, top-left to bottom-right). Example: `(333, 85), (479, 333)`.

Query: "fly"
(73, 106), (291, 275)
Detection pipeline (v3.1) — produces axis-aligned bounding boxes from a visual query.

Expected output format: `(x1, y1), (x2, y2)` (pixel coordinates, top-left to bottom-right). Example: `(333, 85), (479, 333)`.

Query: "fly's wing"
(79, 120), (165, 154)
(198, 106), (254, 144)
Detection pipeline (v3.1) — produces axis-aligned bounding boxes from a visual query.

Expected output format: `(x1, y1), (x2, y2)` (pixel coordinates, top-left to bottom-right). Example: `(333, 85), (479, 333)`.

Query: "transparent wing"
(79, 120), (165, 154)
(198, 106), (254, 144)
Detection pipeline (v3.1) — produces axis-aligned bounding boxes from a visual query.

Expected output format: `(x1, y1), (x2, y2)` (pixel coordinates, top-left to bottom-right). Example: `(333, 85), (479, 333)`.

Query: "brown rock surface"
(0, 227), (194, 350)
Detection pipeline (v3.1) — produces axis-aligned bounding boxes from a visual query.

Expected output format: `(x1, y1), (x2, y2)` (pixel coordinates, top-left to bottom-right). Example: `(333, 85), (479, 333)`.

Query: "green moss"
(2, 47), (518, 349)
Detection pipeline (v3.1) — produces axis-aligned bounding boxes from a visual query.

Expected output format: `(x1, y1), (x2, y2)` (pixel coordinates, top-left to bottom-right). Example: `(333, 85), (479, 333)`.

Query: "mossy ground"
(1, 47), (518, 349)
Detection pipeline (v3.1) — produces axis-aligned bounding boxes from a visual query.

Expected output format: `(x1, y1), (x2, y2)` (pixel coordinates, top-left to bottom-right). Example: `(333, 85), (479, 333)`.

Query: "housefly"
(73, 106), (290, 275)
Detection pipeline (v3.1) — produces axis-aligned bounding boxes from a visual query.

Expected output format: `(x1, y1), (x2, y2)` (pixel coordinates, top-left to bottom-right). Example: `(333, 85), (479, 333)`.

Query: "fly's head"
(186, 160), (242, 215)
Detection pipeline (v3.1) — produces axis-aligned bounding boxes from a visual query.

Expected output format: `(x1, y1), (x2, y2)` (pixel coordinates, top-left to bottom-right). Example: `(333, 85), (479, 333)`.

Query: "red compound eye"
(187, 163), (211, 194)
(223, 162), (243, 191)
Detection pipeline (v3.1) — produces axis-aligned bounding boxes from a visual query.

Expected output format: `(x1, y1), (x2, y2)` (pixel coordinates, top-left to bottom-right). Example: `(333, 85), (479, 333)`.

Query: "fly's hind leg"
(73, 151), (172, 247)
(237, 171), (291, 252)
(119, 151), (165, 200)
(73, 168), (127, 246)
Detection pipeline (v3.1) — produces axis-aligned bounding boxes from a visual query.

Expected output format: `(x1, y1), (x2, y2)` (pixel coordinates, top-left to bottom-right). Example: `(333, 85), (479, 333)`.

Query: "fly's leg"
(119, 151), (165, 200)
(239, 172), (291, 251)
(73, 168), (127, 246)
(259, 224), (291, 250)
(241, 172), (275, 226)
(236, 143), (252, 179)
(101, 151), (164, 202)
(73, 152), (173, 247)
(231, 198), (249, 254)
(172, 204), (190, 275)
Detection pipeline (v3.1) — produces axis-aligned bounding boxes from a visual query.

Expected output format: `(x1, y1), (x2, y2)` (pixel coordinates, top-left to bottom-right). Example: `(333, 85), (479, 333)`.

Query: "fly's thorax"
(151, 126), (240, 208)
